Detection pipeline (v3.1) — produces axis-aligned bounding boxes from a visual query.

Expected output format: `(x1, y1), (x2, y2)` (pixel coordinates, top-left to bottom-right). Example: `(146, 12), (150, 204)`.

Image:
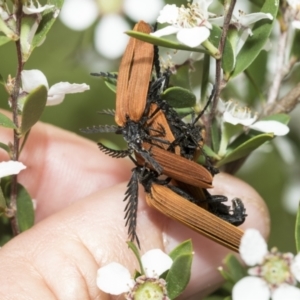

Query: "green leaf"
(0, 112), (17, 129)
(32, 0), (64, 49)
(16, 183), (34, 232)
(262, 113), (290, 125)
(0, 186), (7, 213)
(166, 253), (193, 299)
(161, 87), (196, 108)
(126, 30), (208, 54)
(169, 239), (193, 260)
(291, 30), (300, 61)
(127, 241), (144, 275)
(223, 254), (247, 283)
(231, 0), (278, 78)
(216, 132), (273, 167)
(0, 36), (11, 46)
(0, 215), (13, 246)
(208, 25), (235, 73)
(0, 142), (10, 155)
(210, 117), (221, 154)
(202, 144), (220, 160)
(92, 72), (117, 93)
(295, 204), (300, 253)
(20, 85), (48, 136)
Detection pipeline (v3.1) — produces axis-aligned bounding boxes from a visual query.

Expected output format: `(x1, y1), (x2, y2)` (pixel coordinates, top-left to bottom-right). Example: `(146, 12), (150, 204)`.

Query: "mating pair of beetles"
(82, 21), (247, 252)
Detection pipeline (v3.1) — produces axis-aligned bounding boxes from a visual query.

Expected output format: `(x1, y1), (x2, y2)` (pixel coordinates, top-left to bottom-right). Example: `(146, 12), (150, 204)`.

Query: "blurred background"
(0, 0), (300, 252)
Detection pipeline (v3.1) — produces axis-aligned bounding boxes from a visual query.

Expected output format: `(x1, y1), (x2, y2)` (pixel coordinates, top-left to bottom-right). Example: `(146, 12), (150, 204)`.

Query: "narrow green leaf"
(0, 186), (7, 212)
(0, 142), (10, 155)
(32, 0), (64, 49)
(166, 253), (193, 299)
(295, 204), (300, 253)
(291, 30), (300, 61)
(126, 30), (207, 54)
(127, 241), (144, 275)
(16, 183), (34, 232)
(223, 254), (247, 283)
(0, 215), (13, 246)
(161, 87), (196, 108)
(169, 239), (193, 260)
(262, 113), (290, 125)
(104, 81), (116, 93)
(20, 85), (47, 136)
(0, 36), (11, 46)
(0, 112), (16, 129)
(231, 0), (278, 77)
(216, 133), (273, 167)
(92, 72), (117, 93)
(208, 25), (235, 73)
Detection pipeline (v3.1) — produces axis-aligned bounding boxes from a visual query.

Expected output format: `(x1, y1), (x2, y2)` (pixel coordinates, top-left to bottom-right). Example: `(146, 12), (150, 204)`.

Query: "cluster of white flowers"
(233, 229), (300, 300)
(97, 249), (172, 299)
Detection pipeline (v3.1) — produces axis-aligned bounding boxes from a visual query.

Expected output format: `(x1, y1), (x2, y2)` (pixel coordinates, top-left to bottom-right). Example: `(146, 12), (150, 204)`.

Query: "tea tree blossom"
(233, 229), (300, 300)
(210, 8), (273, 36)
(151, 0), (214, 48)
(218, 101), (289, 157)
(20, 69), (90, 106)
(0, 161), (26, 178)
(222, 101), (289, 136)
(97, 249), (172, 299)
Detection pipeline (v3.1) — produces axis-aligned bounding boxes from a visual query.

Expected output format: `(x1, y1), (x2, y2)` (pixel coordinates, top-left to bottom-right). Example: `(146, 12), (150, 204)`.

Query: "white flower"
(23, 0), (54, 14)
(97, 249), (172, 296)
(232, 229), (300, 300)
(223, 101), (289, 136)
(210, 9), (273, 36)
(151, 0), (213, 48)
(0, 161), (26, 178)
(21, 70), (90, 106)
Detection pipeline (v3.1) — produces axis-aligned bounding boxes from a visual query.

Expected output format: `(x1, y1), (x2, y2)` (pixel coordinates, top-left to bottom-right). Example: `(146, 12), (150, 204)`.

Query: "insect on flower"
(81, 20), (247, 249)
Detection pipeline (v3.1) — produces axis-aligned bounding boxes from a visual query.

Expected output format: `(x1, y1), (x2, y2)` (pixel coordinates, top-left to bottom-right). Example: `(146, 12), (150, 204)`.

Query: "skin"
(0, 120), (270, 300)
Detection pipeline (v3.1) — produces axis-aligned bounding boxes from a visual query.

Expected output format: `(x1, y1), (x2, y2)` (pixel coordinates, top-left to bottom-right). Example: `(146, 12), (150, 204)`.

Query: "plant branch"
(263, 81), (300, 116)
(10, 0), (24, 235)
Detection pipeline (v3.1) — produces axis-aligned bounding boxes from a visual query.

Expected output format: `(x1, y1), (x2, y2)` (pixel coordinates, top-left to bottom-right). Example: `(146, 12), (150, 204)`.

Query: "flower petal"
(232, 276), (270, 300)
(0, 161), (26, 178)
(240, 229), (268, 266)
(47, 82), (89, 105)
(23, 4), (54, 14)
(272, 284), (300, 300)
(177, 27), (210, 47)
(141, 249), (172, 278)
(292, 20), (300, 29)
(156, 4), (179, 24)
(239, 12), (273, 27)
(249, 120), (289, 136)
(151, 25), (179, 38)
(291, 253), (300, 281)
(21, 70), (49, 92)
(97, 262), (134, 295)
(48, 82), (89, 95)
